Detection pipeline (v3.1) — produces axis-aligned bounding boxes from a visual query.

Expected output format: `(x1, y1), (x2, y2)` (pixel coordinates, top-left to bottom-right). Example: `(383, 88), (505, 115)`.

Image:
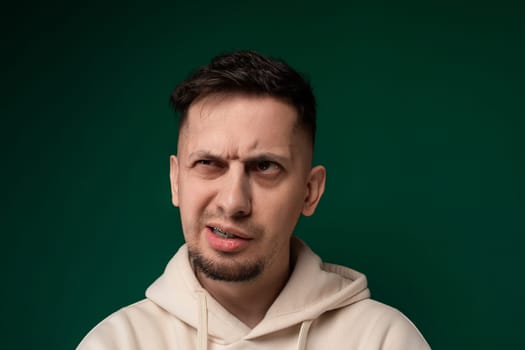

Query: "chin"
(189, 247), (264, 282)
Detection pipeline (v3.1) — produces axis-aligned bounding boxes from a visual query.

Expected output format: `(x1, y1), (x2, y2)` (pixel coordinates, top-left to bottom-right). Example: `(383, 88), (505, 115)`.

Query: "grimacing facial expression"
(169, 94), (325, 283)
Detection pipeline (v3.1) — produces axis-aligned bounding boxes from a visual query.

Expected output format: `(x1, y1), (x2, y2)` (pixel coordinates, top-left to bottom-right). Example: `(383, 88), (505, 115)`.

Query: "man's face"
(169, 94), (325, 283)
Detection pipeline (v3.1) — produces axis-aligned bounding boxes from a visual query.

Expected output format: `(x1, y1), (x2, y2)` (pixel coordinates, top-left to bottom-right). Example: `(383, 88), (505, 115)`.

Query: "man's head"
(170, 50), (317, 147)
(168, 51), (325, 285)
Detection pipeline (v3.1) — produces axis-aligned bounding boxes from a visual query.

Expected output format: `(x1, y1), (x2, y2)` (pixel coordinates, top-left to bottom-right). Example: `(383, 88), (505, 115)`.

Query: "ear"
(169, 155), (180, 207)
(302, 165), (326, 216)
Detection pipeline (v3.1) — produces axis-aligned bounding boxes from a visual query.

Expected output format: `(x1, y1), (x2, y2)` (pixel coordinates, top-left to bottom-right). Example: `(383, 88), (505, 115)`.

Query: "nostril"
(216, 179), (252, 217)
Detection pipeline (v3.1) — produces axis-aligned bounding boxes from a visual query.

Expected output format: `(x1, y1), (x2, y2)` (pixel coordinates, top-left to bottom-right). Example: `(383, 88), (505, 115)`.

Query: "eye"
(256, 161), (275, 171)
(192, 159), (225, 178)
(193, 159), (225, 170)
(251, 160), (281, 175)
(196, 159), (215, 166)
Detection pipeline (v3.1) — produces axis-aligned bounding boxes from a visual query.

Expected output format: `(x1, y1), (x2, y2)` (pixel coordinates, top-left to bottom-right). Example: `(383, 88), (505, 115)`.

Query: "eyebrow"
(188, 150), (291, 164)
(244, 152), (290, 165)
(188, 151), (222, 159)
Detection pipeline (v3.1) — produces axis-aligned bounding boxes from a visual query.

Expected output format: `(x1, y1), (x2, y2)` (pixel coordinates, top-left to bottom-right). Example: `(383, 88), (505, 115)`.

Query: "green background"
(2, 0), (524, 348)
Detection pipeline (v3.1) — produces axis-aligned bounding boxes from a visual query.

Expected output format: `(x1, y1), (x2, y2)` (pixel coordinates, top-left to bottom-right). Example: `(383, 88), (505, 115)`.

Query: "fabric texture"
(77, 238), (430, 349)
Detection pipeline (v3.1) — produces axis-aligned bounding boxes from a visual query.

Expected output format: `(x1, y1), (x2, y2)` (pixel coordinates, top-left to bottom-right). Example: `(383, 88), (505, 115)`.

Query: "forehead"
(178, 94), (311, 158)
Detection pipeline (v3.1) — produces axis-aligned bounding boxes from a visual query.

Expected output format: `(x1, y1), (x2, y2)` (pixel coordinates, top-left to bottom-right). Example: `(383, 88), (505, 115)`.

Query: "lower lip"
(206, 227), (251, 253)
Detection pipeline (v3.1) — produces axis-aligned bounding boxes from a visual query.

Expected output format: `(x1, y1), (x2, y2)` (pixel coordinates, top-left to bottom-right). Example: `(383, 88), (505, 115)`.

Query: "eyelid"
(263, 160), (281, 168)
(194, 158), (224, 167)
(249, 160), (282, 173)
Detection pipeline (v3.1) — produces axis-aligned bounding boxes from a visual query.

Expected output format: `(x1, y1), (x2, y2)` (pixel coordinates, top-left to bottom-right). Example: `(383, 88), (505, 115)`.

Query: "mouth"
(209, 226), (238, 239)
(206, 225), (251, 252)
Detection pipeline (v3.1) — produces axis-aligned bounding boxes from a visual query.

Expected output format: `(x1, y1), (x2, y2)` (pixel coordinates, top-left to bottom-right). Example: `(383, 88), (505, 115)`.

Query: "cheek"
(177, 178), (215, 233)
(256, 185), (305, 231)
(179, 176), (214, 209)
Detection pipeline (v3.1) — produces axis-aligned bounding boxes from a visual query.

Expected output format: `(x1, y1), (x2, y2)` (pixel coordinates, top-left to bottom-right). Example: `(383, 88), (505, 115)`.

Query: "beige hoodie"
(77, 238), (430, 349)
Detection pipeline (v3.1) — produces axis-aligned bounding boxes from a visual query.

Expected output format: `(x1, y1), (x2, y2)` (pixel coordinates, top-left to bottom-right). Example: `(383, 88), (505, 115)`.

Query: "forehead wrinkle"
(181, 124), (300, 163)
(245, 139), (259, 152)
(182, 95), (308, 163)
(241, 138), (295, 159)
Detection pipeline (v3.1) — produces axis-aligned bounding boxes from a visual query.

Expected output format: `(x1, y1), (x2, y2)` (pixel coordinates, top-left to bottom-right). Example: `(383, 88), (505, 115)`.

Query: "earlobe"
(169, 155), (180, 207)
(302, 165), (326, 216)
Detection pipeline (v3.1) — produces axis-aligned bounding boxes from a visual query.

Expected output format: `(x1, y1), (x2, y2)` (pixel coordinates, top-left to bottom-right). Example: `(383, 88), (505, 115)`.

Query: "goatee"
(189, 248), (263, 282)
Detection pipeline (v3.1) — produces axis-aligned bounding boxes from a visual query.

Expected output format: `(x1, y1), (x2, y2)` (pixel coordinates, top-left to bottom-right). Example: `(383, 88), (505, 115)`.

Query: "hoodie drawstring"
(197, 291), (208, 350)
(296, 319), (313, 350)
(197, 290), (312, 350)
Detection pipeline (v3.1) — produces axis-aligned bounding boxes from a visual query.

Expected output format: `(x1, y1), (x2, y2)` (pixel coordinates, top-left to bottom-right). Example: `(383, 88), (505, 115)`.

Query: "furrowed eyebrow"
(242, 153), (289, 165)
(188, 151), (225, 160)
(188, 151), (289, 164)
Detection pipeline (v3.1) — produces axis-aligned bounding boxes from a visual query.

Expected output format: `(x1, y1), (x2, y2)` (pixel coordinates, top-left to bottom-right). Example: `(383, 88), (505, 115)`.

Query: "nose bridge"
(216, 163), (251, 217)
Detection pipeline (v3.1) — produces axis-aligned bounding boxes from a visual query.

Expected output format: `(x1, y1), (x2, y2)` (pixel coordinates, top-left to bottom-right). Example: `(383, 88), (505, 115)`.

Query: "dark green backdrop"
(2, 1), (524, 348)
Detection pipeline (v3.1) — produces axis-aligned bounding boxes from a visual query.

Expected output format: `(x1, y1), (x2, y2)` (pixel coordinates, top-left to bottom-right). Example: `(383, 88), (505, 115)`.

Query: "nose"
(215, 165), (252, 218)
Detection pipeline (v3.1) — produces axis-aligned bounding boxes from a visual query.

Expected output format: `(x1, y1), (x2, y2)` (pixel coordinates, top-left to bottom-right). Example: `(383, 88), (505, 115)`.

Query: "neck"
(196, 259), (291, 328)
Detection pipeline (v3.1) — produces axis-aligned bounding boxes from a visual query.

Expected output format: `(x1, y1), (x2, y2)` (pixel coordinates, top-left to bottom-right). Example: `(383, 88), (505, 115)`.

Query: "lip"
(206, 223), (252, 239)
(205, 225), (252, 253)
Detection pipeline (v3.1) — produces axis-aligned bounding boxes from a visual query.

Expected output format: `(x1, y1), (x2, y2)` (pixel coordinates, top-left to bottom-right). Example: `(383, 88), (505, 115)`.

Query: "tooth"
(212, 227), (234, 238)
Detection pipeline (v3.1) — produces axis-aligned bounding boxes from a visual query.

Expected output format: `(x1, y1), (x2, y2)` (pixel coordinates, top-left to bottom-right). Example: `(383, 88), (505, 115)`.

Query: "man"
(78, 51), (429, 349)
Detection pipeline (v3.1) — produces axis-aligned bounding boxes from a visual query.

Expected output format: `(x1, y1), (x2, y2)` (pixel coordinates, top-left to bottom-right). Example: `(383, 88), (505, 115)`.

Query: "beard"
(187, 211), (266, 282)
(189, 247), (264, 282)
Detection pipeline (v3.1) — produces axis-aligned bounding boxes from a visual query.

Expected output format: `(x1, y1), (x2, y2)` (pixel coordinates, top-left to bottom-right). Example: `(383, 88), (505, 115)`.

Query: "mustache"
(199, 211), (264, 236)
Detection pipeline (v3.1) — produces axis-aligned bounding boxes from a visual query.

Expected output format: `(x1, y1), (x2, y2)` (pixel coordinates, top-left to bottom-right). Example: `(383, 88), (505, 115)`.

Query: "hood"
(146, 237), (370, 347)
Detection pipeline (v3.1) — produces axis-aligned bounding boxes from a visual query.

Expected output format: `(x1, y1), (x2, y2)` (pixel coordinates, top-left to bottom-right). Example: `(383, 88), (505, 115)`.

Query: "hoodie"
(77, 238), (430, 349)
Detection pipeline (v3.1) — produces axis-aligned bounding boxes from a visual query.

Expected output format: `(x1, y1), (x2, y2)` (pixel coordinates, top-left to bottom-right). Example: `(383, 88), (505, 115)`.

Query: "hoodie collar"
(146, 237), (370, 343)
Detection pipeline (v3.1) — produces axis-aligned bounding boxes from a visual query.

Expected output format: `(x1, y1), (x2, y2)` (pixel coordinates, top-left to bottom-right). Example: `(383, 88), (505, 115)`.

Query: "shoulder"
(312, 299), (430, 350)
(76, 299), (171, 350)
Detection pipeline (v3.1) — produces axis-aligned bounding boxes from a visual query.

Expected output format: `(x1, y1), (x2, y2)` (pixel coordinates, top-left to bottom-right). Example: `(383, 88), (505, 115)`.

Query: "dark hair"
(170, 50), (316, 146)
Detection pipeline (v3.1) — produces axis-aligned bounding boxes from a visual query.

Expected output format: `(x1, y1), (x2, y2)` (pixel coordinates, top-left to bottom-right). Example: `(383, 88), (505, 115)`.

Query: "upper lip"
(207, 223), (251, 239)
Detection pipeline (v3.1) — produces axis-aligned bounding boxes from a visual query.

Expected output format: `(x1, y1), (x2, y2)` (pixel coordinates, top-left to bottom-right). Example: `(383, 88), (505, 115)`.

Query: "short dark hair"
(170, 50), (316, 146)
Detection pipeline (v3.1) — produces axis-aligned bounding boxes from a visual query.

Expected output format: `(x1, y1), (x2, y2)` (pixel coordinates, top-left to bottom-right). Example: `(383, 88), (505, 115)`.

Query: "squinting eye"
(196, 159), (214, 166)
(254, 161), (280, 173)
(195, 159), (225, 168)
(193, 159), (225, 177)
